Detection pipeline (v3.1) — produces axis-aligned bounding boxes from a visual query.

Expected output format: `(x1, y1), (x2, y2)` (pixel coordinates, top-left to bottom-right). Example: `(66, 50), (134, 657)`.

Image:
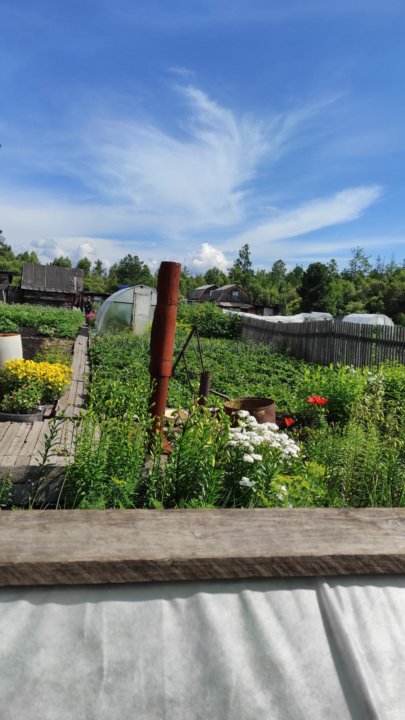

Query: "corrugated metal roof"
(189, 284), (217, 299)
(193, 284), (217, 291)
(216, 302), (255, 309)
(214, 284), (239, 291)
(21, 264), (84, 293)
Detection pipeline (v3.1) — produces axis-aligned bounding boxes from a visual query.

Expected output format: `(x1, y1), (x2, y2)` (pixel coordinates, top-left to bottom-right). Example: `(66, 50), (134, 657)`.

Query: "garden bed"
(20, 326), (74, 362)
(59, 326), (405, 510)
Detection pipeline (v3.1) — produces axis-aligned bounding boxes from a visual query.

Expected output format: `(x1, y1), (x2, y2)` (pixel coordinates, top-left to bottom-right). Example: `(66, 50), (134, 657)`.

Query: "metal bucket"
(223, 397), (276, 424)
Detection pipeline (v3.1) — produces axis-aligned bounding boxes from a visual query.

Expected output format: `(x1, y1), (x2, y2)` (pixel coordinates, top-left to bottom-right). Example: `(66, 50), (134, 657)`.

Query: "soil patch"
(21, 327), (74, 363)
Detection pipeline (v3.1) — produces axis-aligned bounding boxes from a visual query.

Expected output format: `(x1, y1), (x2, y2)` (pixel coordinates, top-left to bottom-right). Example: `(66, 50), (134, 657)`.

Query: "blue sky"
(1, 0), (405, 273)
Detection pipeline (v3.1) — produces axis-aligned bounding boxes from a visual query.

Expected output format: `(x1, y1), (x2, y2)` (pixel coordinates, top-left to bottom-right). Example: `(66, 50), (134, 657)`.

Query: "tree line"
(0, 235), (404, 324)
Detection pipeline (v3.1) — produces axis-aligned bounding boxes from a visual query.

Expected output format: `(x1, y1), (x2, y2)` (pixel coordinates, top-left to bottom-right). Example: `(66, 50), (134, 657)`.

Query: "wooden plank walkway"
(0, 326), (88, 474)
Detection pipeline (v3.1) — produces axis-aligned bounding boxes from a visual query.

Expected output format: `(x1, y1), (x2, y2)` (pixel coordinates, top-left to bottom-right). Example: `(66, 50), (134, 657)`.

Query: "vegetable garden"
(0, 302), (83, 339)
(64, 309), (405, 510)
(0, 301), (403, 510)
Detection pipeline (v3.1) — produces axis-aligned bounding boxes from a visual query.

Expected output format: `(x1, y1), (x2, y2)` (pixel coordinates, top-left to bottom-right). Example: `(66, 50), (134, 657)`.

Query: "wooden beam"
(1, 508), (405, 586)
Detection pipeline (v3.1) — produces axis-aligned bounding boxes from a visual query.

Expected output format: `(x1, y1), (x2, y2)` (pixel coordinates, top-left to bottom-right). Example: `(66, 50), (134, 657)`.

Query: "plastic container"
(0, 333), (23, 368)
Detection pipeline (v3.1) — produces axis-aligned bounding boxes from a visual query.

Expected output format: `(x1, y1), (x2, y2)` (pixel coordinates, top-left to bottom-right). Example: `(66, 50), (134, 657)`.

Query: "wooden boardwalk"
(0, 327), (88, 474)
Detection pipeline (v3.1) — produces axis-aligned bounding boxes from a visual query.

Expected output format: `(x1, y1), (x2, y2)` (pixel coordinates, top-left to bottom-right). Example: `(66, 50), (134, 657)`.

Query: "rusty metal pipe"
(149, 261), (181, 434)
(197, 371), (211, 406)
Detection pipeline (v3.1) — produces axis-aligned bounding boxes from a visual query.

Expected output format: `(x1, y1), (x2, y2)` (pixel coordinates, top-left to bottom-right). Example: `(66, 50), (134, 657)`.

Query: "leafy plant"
(0, 302), (83, 339)
(64, 411), (149, 508)
(0, 358), (71, 403)
(177, 302), (242, 339)
(0, 317), (20, 333)
(1, 384), (42, 414)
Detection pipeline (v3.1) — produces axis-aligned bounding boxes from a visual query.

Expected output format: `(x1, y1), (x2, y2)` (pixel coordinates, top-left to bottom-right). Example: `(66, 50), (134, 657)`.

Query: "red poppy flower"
(307, 395), (328, 405)
(284, 417), (295, 427)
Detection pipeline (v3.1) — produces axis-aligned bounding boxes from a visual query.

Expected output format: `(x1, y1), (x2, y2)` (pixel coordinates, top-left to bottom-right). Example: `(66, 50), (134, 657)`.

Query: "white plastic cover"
(0, 576), (404, 719)
(226, 310), (333, 323)
(342, 313), (394, 326)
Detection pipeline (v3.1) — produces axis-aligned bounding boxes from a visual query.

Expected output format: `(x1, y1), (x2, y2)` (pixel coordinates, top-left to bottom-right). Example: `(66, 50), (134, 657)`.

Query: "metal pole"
(197, 371), (211, 406)
(149, 261), (181, 435)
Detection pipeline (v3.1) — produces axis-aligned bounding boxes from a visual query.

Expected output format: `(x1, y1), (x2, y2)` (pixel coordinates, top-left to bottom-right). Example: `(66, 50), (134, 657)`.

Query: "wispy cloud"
(225, 185), (383, 251)
(75, 85), (340, 236)
(83, 84), (270, 233)
(0, 83), (385, 270)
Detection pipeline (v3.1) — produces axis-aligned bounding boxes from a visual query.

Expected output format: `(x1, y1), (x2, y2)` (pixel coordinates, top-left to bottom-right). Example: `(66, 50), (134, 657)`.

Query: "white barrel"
(0, 333), (23, 368)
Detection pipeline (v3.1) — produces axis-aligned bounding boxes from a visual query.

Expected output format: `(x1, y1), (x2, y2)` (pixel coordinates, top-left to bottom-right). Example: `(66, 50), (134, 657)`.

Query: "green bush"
(177, 302), (241, 339)
(1, 385), (42, 414)
(294, 364), (366, 422)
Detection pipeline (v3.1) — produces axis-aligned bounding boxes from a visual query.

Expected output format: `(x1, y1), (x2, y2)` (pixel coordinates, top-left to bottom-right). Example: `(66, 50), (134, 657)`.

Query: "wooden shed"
(20, 263), (84, 308)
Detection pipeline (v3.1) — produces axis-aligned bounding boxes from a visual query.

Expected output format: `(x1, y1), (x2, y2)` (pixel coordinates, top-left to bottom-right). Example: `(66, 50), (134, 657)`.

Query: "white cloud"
(0, 83), (386, 273)
(79, 242), (95, 257)
(225, 185), (383, 251)
(184, 243), (229, 273)
(25, 233), (126, 268)
(84, 84), (270, 233)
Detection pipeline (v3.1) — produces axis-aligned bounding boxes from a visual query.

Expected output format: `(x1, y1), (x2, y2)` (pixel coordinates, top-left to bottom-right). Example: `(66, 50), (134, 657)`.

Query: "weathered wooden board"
(1, 508), (405, 586)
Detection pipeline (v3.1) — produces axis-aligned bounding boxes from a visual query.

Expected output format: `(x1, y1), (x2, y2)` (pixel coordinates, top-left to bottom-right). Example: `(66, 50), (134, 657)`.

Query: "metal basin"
(223, 397), (276, 424)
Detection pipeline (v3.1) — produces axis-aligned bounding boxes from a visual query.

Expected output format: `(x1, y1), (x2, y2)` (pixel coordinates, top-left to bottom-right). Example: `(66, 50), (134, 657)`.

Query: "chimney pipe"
(149, 261), (181, 435)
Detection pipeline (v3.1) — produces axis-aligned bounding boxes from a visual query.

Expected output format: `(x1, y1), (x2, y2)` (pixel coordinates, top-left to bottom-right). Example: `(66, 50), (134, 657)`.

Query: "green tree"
(76, 257), (91, 276)
(299, 263), (336, 313)
(382, 268), (405, 324)
(16, 251), (40, 264)
(52, 256), (72, 268)
(204, 267), (228, 287)
(286, 266), (304, 288)
(270, 259), (287, 285)
(108, 254), (155, 290)
(93, 259), (104, 275)
(344, 246), (372, 280)
(229, 244), (254, 289)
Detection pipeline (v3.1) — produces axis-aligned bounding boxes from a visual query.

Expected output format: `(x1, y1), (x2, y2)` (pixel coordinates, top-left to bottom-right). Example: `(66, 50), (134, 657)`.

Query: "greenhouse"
(95, 285), (157, 335)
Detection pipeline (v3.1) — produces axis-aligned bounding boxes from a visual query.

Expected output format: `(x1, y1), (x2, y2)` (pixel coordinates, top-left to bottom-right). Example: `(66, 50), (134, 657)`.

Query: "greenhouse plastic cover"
(95, 285), (157, 335)
(0, 576), (404, 719)
(226, 310), (334, 323)
(342, 313), (394, 326)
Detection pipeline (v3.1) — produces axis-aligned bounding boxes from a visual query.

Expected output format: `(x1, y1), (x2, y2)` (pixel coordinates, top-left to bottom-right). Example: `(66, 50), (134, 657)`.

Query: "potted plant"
(0, 384), (43, 422)
(0, 358), (72, 422)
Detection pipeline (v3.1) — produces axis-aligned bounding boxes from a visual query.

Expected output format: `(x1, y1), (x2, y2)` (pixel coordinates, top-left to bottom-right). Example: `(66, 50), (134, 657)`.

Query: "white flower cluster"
(239, 476), (256, 488)
(229, 410), (300, 461)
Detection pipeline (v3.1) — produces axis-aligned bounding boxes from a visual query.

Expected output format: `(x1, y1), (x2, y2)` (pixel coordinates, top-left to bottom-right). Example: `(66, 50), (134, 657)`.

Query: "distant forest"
(1, 236), (404, 324)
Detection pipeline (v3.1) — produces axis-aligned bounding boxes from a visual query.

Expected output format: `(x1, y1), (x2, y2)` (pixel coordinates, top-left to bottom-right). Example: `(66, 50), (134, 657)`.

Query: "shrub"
(1, 385), (42, 414)
(177, 303), (241, 339)
(294, 364), (366, 422)
(0, 358), (72, 403)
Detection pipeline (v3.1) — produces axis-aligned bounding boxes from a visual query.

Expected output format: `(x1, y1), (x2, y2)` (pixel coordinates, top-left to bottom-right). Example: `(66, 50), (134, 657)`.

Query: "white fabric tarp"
(1, 576), (404, 719)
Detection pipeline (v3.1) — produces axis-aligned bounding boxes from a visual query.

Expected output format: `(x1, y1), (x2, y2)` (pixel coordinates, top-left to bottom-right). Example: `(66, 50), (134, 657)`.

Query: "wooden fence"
(240, 317), (405, 367)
